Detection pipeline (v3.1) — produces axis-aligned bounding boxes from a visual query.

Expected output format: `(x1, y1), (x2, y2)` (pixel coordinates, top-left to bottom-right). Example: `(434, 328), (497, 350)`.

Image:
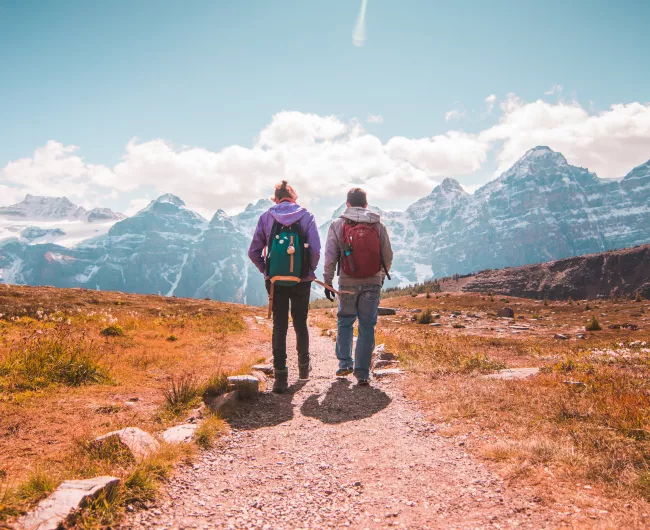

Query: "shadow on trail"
(300, 378), (391, 424)
(227, 380), (307, 430)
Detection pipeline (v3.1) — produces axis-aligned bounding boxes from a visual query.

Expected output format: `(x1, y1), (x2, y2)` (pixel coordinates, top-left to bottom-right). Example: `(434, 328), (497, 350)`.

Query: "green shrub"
(636, 291), (643, 302)
(417, 309), (433, 325)
(585, 316), (602, 331)
(166, 334), (179, 342)
(101, 324), (125, 337)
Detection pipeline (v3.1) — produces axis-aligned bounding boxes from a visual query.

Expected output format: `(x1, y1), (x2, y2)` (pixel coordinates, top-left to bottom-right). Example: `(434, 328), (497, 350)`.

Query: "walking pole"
(267, 276), (353, 319)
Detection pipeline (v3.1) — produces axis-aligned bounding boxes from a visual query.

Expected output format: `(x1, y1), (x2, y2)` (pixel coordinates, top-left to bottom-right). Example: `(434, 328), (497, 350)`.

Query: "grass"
(161, 374), (202, 415)
(586, 315), (602, 331)
(417, 308), (433, 325)
(0, 328), (110, 392)
(101, 324), (125, 337)
(0, 284), (265, 526)
(195, 415), (228, 449)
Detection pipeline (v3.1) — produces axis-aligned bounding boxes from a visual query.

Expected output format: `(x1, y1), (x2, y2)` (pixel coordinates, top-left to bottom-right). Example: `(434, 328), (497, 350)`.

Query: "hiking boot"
(336, 368), (353, 377)
(357, 378), (370, 387)
(272, 368), (289, 394)
(298, 362), (311, 380)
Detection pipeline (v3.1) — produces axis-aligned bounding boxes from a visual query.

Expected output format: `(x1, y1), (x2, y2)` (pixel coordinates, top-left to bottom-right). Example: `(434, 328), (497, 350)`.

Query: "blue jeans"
(335, 284), (381, 380)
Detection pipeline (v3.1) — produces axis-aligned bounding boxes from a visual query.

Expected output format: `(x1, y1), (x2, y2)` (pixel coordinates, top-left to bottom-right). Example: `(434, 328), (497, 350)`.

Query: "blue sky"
(1, 0), (650, 218)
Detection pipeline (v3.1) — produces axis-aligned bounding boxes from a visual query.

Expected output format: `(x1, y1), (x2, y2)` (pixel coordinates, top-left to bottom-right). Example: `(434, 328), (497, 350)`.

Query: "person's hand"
(325, 288), (336, 301)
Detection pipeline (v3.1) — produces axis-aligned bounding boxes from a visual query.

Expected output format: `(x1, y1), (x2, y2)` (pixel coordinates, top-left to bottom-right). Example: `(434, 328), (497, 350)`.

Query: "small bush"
(543, 296), (549, 306)
(417, 308), (433, 325)
(204, 372), (229, 397)
(452, 323), (466, 329)
(195, 416), (227, 449)
(585, 316), (602, 331)
(15, 470), (57, 502)
(635, 291), (643, 302)
(459, 354), (506, 374)
(585, 303), (591, 311)
(425, 290), (431, 299)
(101, 324), (125, 337)
(162, 374), (202, 415)
(166, 334), (179, 342)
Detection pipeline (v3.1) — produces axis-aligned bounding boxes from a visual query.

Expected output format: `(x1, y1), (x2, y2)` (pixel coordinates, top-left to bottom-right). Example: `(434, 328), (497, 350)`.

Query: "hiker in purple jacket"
(248, 181), (321, 393)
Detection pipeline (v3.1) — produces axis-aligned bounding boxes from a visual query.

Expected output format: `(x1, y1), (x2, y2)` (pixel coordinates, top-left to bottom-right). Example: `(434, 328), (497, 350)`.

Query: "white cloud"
(545, 84), (564, 96)
(444, 109), (467, 122)
(0, 185), (25, 207)
(2, 95), (650, 221)
(480, 96), (650, 177)
(485, 94), (497, 113)
(367, 114), (384, 124)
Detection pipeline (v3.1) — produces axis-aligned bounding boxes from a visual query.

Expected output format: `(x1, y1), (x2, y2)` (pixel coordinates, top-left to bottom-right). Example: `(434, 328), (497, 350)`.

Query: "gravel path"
(124, 328), (568, 529)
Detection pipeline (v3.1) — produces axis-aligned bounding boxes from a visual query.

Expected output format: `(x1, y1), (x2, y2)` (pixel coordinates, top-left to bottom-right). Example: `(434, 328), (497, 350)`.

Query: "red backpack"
(340, 220), (383, 278)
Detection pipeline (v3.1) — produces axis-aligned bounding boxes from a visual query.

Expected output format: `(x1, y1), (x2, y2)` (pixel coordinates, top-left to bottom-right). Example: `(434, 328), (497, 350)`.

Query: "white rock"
(252, 364), (274, 375)
(92, 427), (159, 460)
(161, 423), (198, 444)
(227, 375), (259, 397)
(483, 368), (540, 380)
(373, 368), (404, 377)
(18, 476), (120, 530)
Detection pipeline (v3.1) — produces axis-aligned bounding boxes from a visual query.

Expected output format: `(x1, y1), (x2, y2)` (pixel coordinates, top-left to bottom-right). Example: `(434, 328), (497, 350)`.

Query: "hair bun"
(281, 180), (288, 189)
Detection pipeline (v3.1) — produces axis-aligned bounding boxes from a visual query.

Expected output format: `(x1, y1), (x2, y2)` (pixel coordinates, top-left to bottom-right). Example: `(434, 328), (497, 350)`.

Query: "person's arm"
(380, 222), (393, 280)
(248, 215), (267, 274)
(305, 214), (321, 275)
(323, 221), (340, 287)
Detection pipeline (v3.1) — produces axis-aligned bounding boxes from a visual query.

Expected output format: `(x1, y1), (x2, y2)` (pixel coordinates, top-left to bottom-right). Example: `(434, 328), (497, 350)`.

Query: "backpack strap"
(377, 223), (392, 281)
(265, 220), (281, 276)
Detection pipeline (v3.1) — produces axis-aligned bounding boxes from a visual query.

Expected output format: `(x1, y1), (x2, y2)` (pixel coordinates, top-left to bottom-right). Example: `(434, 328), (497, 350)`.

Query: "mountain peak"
(244, 199), (273, 212)
(518, 146), (568, 166)
(434, 178), (466, 195)
(154, 194), (185, 207)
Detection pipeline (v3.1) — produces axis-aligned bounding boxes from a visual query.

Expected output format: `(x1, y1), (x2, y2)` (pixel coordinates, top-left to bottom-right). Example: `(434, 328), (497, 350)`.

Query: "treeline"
(381, 271), (482, 299)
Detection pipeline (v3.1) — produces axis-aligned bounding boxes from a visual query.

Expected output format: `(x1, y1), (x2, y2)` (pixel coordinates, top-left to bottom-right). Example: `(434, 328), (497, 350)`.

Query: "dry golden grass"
(0, 284), (268, 523)
(314, 291), (650, 521)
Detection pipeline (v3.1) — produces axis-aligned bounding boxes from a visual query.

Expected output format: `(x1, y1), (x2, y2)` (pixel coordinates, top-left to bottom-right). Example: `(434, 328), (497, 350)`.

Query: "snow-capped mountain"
(1, 146), (649, 303)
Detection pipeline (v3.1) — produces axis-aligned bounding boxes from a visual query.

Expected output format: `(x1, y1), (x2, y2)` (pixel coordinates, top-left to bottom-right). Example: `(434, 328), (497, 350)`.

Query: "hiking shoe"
(357, 378), (370, 386)
(336, 368), (353, 377)
(272, 368), (289, 394)
(298, 362), (311, 380)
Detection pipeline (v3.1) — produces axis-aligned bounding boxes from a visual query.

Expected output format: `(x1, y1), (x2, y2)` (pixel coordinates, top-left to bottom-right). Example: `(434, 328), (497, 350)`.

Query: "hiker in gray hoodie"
(323, 188), (393, 385)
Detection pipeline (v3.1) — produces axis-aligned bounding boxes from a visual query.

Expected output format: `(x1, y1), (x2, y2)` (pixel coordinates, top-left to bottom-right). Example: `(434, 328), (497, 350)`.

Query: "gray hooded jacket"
(323, 207), (393, 287)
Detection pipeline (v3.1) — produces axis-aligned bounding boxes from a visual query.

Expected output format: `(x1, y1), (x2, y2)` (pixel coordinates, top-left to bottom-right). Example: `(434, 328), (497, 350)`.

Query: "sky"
(1, 0), (650, 221)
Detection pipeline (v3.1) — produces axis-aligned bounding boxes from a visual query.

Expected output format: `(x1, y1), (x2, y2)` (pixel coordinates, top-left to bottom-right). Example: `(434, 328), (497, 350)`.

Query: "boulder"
(497, 307), (515, 318)
(207, 390), (240, 416)
(250, 370), (268, 392)
(18, 476), (120, 530)
(227, 375), (259, 398)
(92, 427), (159, 460)
(161, 423), (198, 444)
(377, 307), (397, 316)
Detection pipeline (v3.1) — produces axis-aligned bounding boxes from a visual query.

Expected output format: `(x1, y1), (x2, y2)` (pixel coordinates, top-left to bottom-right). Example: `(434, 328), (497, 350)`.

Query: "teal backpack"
(265, 221), (307, 286)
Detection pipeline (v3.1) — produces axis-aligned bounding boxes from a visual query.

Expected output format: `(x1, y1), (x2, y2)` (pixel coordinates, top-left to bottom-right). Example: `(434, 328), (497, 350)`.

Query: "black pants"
(267, 281), (311, 370)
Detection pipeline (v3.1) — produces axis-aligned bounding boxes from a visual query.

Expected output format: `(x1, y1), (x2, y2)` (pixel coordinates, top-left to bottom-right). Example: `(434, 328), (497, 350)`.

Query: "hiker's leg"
(335, 286), (359, 370)
(354, 284), (381, 380)
(271, 285), (290, 370)
(290, 281), (312, 377)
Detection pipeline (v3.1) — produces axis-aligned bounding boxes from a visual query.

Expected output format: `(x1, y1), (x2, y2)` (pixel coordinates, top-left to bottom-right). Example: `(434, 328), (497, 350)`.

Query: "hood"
(340, 206), (381, 224)
(268, 201), (308, 226)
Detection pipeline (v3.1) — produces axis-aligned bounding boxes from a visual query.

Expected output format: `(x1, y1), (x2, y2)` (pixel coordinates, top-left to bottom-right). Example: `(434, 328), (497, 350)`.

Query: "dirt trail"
(124, 328), (568, 529)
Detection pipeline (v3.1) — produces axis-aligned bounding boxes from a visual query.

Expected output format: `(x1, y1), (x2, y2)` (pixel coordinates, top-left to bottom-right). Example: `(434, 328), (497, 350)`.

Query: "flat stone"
(377, 307), (397, 316)
(92, 427), (159, 460)
(429, 322), (441, 327)
(576, 333), (586, 339)
(373, 368), (404, 378)
(483, 368), (540, 380)
(18, 476), (120, 530)
(373, 359), (400, 369)
(554, 333), (569, 340)
(227, 375), (259, 398)
(252, 364), (274, 375)
(510, 325), (530, 330)
(207, 390), (240, 416)
(408, 308), (423, 313)
(161, 423), (198, 444)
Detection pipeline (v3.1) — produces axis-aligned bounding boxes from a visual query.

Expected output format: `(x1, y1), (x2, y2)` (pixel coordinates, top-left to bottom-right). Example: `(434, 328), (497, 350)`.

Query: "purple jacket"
(248, 201), (321, 281)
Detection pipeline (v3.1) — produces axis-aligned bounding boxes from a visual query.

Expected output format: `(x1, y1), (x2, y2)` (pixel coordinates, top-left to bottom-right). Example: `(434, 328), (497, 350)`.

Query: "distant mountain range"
(1, 146), (649, 304)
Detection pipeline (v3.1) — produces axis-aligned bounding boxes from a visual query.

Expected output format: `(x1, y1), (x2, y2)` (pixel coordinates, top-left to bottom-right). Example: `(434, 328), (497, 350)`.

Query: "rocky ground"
(122, 328), (575, 530)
